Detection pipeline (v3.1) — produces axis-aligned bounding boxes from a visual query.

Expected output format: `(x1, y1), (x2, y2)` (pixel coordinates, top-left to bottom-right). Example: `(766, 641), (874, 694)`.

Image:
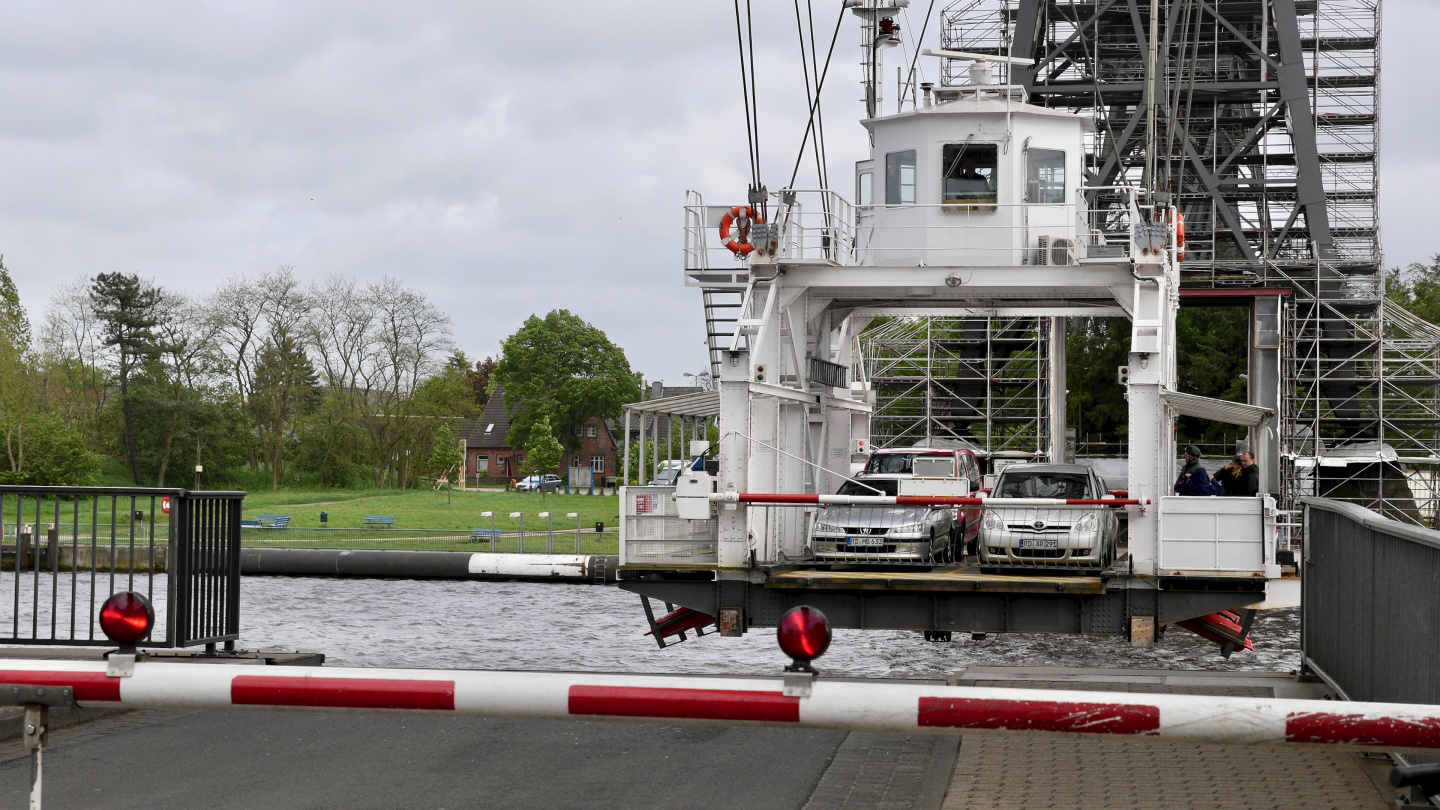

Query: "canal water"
(239, 578), (1300, 678)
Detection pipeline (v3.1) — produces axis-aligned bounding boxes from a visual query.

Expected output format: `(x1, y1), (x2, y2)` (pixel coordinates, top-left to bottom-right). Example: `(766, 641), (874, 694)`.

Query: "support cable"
(788, 7), (847, 188)
(903, 0), (937, 107)
(732, 0), (759, 189)
(806, 0), (830, 191)
(793, 0), (825, 189)
(745, 0), (765, 216)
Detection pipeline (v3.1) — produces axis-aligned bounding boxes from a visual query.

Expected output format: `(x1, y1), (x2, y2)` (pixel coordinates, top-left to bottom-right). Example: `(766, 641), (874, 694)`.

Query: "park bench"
(470, 528), (502, 543)
(364, 516), (396, 527)
(240, 519), (262, 529)
(257, 514), (291, 528)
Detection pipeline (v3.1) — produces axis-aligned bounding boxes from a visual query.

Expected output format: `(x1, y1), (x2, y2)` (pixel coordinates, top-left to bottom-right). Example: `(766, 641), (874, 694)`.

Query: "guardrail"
(1302, 497), (1440, 705)
(0, 486), (243, 649)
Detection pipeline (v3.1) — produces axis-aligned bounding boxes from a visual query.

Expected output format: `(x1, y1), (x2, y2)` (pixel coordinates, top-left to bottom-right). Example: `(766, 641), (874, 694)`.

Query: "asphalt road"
(0, 710), (847, 809)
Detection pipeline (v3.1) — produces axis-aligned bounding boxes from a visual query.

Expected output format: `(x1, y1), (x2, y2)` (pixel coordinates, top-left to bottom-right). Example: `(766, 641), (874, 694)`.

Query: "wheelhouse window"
(1026, 149), (1066, 204)
(941, 143), (997, 209)
(857, 171), (873, 206)
(885, 151), (916, 205)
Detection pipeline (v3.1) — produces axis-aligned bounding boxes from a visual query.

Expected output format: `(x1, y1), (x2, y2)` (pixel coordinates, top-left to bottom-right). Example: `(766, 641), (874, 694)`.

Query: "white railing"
(687, 186), (1151, 271)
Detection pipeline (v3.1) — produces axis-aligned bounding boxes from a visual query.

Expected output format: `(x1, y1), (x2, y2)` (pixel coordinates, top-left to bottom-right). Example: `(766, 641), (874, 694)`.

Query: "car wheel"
(952, 522), (965, 563)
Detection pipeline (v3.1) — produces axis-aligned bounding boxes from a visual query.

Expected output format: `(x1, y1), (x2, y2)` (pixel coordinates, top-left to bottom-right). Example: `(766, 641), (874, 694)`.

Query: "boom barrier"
(4, 658), (1440, 754)
(717, 492), (1142, 507)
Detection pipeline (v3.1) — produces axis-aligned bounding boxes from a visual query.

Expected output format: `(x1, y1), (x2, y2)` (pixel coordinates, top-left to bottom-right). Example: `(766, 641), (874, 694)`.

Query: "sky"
(0, 1), (1427, 384)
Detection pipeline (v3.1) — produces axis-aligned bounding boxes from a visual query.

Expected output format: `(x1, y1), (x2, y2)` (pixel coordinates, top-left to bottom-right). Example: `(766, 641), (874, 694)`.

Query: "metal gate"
(0, 486), (244, 649)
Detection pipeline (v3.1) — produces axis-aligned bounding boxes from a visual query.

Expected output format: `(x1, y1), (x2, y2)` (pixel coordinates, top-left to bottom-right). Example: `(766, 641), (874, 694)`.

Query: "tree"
(523, 416), (563, 498)
(251, 335), (320, 490)
(494, 310), (640, 457)
(90, 273), (161, 485)
(1388, 254), (1440, 325)
(427, 424), (464, 503)
(465, 354), (498, 408)
(0, 414), (100, 486)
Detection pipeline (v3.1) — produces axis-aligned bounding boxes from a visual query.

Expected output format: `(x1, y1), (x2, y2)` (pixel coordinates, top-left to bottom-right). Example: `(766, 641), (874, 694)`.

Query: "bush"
(0, 415), (102, 486)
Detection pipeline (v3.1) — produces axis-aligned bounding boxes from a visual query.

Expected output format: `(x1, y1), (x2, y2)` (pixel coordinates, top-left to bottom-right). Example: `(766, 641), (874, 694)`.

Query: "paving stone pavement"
(806, 732), (960, 810)
(940, 736), (1390, 810)
(938, 675), (1394, 809)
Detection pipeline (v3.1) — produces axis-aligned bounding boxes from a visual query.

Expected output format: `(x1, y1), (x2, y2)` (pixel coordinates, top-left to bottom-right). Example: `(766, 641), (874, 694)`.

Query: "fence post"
(541, 512), (552, 553)
(570, 513), (581, 554)
(511, 513), (524, 553)
(226, 496), (242, 652)
(169, 494), (189, 646)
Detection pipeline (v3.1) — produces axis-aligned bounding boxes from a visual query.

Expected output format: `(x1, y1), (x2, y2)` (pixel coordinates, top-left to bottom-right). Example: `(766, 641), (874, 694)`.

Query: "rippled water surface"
(238, 578), (1299, 678)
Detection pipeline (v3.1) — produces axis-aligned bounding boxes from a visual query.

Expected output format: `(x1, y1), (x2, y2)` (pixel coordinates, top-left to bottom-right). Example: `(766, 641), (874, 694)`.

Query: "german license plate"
(1020, 537), (1058, 549)
(846, 536), (885, 548)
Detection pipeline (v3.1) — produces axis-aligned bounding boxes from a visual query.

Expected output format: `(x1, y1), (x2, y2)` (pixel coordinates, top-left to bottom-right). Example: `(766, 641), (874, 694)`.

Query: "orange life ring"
(1168, 209), (1186, 262)
(719, 205), (763, 255)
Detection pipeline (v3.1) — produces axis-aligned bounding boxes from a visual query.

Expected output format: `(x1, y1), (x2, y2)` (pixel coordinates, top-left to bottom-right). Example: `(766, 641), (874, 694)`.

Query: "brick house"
(457, 385), (619, 485)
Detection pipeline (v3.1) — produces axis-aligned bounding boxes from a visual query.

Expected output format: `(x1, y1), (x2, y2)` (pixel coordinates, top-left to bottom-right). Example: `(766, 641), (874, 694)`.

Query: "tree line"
(0, 263), (509, 490)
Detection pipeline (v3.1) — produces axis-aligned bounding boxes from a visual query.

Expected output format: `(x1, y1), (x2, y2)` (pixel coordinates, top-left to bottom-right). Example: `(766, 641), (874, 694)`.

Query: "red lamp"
(777, 605), (831, 672)
(100, 591), (155, 648)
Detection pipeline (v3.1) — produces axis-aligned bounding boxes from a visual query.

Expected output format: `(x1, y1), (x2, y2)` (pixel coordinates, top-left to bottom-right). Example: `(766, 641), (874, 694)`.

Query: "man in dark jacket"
(1214, 451), (1262, 496)
(1174, 445), (1215, 496)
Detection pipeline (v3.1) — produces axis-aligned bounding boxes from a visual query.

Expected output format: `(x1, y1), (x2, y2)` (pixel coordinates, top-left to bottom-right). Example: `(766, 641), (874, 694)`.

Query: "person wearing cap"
(1174, 444), (1216, 496)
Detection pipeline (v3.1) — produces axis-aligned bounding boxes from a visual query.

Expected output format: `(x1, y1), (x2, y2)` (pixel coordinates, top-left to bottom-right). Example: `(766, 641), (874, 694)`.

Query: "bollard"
(569, 513), (581, 554)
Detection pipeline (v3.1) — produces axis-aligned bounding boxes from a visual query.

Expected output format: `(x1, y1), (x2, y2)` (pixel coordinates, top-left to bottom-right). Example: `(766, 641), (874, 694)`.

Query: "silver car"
(978, 464), (1119, 569)
(810, 478), (959, 562)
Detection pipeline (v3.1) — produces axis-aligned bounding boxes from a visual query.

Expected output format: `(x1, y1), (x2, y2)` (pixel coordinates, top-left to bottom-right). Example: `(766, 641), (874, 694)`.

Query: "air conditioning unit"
(1048, 237), (1075, 266)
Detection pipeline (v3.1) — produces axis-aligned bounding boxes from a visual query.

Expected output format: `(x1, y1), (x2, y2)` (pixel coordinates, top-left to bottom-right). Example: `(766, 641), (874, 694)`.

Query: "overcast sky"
(0, 1), (1427, 384)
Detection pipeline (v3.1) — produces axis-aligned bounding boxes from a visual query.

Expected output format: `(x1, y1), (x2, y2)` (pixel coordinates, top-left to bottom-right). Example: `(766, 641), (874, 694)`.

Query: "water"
(237, 578), (1300, 678)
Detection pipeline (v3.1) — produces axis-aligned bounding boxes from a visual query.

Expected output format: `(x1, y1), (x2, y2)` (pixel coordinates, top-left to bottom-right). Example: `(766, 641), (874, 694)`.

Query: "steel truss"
(861, 316), (1051, 455)
(941, 0), (1380, 279)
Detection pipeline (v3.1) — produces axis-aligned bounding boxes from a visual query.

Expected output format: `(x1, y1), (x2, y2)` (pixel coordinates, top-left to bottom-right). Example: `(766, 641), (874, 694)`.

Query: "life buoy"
(1168, 209), (1187, 262)
(719, 205), (763, 255)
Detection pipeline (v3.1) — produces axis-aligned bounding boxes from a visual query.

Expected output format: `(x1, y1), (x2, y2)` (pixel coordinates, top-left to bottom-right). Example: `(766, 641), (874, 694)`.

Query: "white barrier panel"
(2, 659), (1439, 753)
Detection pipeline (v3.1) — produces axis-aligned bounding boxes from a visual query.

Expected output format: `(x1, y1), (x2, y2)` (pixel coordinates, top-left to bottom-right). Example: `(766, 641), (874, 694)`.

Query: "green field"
(0, 487), (623, 554)
(241, 487), (619, 531)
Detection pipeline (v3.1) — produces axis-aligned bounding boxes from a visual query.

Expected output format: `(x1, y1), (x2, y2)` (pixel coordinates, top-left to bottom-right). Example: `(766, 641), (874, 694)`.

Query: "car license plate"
(1020, 538), (1058, 549)
(846, 536), (885, 548)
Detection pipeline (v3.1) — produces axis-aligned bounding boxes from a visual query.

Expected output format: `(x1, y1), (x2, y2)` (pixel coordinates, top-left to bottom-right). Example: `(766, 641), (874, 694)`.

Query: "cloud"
(0, 0), (1419, 389)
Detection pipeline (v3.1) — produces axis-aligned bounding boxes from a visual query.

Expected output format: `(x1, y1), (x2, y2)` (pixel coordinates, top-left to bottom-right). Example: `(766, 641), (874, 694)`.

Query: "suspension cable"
(732, 0), (759, 191)
(793, 0), (825, 190)
(744, 0), (764, 213)
(788, 6), (847, 189)
(903, 0), (936, 106)
(806, 0), (830, 191)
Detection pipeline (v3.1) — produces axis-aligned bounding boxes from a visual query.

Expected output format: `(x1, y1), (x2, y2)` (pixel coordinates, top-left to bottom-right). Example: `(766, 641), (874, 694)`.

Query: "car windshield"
(837, 479), (898, 496)
(865, 453), (951, 475)
(996, 471), (1092, 499)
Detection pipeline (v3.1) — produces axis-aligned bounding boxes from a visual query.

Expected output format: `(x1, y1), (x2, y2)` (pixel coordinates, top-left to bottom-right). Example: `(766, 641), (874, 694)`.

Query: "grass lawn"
(241, 487), (620, 533)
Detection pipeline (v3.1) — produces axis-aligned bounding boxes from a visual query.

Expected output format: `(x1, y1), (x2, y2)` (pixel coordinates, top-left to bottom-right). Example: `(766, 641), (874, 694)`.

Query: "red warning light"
(100, 591), (155, 645)
(777, 606), (831, 665)
(161, 497), (171, 514)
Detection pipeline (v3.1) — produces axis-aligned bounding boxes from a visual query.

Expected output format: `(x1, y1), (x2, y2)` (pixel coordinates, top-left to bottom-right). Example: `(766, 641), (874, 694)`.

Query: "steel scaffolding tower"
(861, 317), (1052, 456)
(932, 0), (1440, 525)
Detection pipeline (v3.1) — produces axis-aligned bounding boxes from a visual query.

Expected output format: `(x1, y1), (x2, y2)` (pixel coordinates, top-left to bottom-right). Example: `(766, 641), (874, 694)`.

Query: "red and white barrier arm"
(714, 493), (1143, 507)
(1, 659), (1436, 753)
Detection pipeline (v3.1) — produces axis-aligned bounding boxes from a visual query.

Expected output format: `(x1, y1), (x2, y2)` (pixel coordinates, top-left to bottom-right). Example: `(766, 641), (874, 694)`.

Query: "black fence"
(1302, 497), (1440, 704)
(0, 486), (244, 650)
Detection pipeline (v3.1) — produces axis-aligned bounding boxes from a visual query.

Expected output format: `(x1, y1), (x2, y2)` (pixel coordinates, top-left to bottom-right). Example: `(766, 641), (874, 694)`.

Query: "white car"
(978, 463), (1120, 569)
(515, 474), (563, 492)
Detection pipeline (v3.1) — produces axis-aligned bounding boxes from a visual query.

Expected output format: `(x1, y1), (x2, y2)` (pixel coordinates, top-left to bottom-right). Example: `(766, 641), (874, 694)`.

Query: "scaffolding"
(939, 0), (1380, 280)
(1284, 294), (1440, 528)
(861, 316), (1051, 456)
(929, 0), (1440, 524)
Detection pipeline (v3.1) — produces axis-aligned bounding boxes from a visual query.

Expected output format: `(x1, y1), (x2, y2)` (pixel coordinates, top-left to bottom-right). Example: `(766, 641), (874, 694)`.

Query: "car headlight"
(1071, 512), (1099, 533)
(813, 522), (841, 533)
(982, 512), (1004, 530)
(888, 523), (924, 535)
